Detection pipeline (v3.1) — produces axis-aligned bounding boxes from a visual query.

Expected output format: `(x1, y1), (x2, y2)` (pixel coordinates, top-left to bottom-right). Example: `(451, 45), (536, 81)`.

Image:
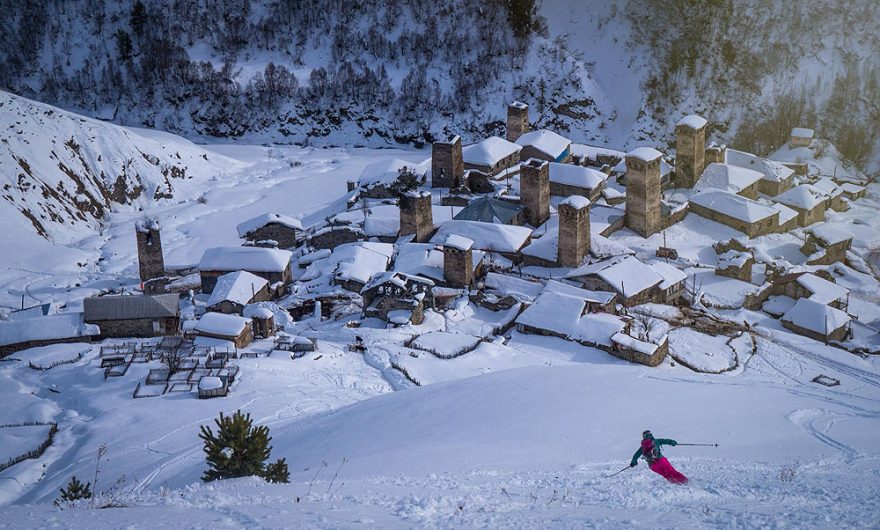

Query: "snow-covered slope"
(0, 91), (236, 243)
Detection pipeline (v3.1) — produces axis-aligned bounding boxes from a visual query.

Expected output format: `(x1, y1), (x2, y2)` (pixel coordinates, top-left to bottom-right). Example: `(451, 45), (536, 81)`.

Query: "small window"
(152, 321), (160, 332)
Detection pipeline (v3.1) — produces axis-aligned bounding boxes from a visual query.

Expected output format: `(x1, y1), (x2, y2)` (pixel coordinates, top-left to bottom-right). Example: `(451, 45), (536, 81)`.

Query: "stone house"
(236, 213), (304, 249)
(356, 159), (424, 198)
(688, 190), (779, 237)
(771, 272), (849, 309)
(800, 223), (853, 265)
(328, 242), (395, 293)
(515, 129), (572, 163)
(650, 261), (688, 304)
(781, 298), (849, 342)
(715, 250), (754, 281)
(361, 271), (435, 325)
(790, 127), (814, 148)
(454, 197), (525, 226)
(811, 178), (848, 212)
(839, 183), (866, 201)
(206, 271), (271, 314)
(694, 163), (763, 200)
(308, 225), (365, 250)
(610, 332), (669, 367)
(83, 294), (180, 338)
(199, 246), (292, 295)
(771, 203), (800, 233)
(773, 184), (828, 227)
(430, 220), (533, 260)
(0, 313), (99, 356)
(194, 312), (254, 349)
(725, 149), (795, 197)
(462, 136), (523, 177)
(549, 162), (606, 200)
(566, 255), (663, 307)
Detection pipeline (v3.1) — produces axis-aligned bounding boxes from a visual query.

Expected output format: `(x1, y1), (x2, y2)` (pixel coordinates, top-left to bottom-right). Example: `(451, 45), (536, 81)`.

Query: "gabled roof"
(236, 213), (303, 238)
(361, 271), (435, 293)
(83, 294), (179, 321)
(774, 184), (827, 210)
(782, 298), (850, 334)
(515, 129), (572, 159)
(195, 312), (251, 337)
(549, 162), (606, 190)
(207, 271), (269, 308)
(690, 190), (779, 223)
(462, 136), (522, 166)
(725, 149), (795, 183)
(199, 246), (292, 273)
(454, 197), (524, 224)
(430, 220), (532, 253)
(808, 222), (853, 246)
(696, 163), (763, 193)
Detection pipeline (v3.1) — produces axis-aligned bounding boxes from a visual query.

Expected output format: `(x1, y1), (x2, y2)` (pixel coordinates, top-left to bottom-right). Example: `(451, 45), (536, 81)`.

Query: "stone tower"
(431, 136), (464, 188)
(625, 148), (663, 238)
(674, 114), (708, 188)
(557, 196), (591, 267)
(399, 191), (434, 243)
(443, 235), (474, 288)
(135, 219), (165, 281)
(520, 158), (550, 227)
(506, 101), (529, 142)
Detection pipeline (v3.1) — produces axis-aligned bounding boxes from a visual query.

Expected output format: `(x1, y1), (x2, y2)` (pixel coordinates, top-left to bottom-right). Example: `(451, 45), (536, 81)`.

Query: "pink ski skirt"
(649, 457), (689, 484)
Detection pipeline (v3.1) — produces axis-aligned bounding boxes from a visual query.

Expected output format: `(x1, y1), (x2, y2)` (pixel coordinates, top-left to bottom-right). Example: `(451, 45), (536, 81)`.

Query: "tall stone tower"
(674, 114), (708, 188)
(520, 158), (550, 227)
(399, 191), (434, 243)
(557, 196), (591, 267)
(443, 235), (474, 288)
(431, 135), (464, 188)
(625, 147), (663, 238)
(135, 219), (165, 281)
(506, 101), (529, 142)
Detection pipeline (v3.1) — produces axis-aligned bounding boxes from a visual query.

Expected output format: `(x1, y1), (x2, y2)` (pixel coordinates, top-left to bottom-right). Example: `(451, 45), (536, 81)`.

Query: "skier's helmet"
(642, 430), (653, 439)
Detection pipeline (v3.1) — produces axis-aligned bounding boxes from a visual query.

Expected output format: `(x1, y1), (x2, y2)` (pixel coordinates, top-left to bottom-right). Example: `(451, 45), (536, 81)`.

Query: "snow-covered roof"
(589, 233), (634, 259)
(782, 298), (850, 334)
(626, 147), (664, 163)
(773, 184), (826, 210)
(808, 222), (853, 246)
(362, 271), (435, 293)
(811, 178), (843, 198)
(690, 190), (778, 223)
(236, 213), (303, 238)
(796, 273), (848, 305)
(247, 307), (274, 319)
(207, 271), (268, 307)
(483, 272), (544, 301)
(791, 127), (814, 138)
(549, 163), (606, 190)
(357, 158), (415, 187)
(0, 313), (99, 347)
(198, 376), (225, 390)
(725, 149), (795, 183)
(570, 144), (625, 161)
(135, 218), (160, 233)
(840, 183), (864, 194)
(462, 136), (522, 166)
(676, 114), (708, 130)
(515, 129), (572, 159)
(650, 261), (687, 290)
(567, 255), (662, 297)
(7, 303), (54, 321)
(430, 220), (532, 253)
(454, 197), (524, 224)
(199, 246), (292, 273)
(560, 195), (591, 210)
(771, 203), (799, 225)
(695, 163), (763, 194)
(84, 294), (179, 321)
(717, 250), (752, 268)
(611, 332), (660, 355)
(444, 234), (474, 251)
(544, 279), (616, 305)
(194, 312), (251, 337)
(330, 242), (394, 285)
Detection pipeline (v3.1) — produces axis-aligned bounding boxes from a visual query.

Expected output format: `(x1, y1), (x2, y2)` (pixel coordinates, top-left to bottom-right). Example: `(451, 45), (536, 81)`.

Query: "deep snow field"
(1, 140), (879, 528)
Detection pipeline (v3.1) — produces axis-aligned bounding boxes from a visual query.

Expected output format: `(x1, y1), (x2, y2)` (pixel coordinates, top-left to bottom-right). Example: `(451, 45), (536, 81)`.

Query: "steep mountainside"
(0, 0), (877, 167)
(0, 91), (235, 243)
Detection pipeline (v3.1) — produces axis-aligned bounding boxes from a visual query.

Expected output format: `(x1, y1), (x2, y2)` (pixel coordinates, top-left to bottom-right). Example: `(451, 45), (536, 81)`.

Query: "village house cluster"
(1, 101), (875, 385)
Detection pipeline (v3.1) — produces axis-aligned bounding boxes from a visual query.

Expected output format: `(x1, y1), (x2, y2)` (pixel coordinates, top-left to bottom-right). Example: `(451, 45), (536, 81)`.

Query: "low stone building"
(454, 197), (525, 225)
(308, 225), (365, 250)
(715, 250), (754, 281)
(244, 306), (275, 338)
(462, 136), (523, 177)
(790, 127), (814, 148)
(771, 272), (849, 309)
(811, 178), (848, 212)
(704, 142), (726, 165)
(839, 183), (866, 201)
(781, 298), (849, 342)
(430, 220), (533, 259)
(694, 163), (763, 199)
(356, 159), (424, 198)
(688, 190), (780, 237)
(800, 223), (853, 265)
(725, 149), (795, 197)
(515, 129), (572, 163)
(361, 271), (435, 325)
(610, 332), (669, 367)
(236, 213), (304, 249)
(83, 294), (180, 338)
(650, 261), (688, 304)
(194, 312), (253, 348)
(206, 271), (271, 314)
(199, 247), (293, 294)
(773, 184), (828, 227)
(771, 203), (800, 233)
(549, 162), (606, 200)
(566, 255), (663, 307)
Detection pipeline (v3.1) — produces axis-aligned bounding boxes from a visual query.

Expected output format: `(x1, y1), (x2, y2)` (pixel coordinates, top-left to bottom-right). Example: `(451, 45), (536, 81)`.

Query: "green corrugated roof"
(454, 197), (524, 224)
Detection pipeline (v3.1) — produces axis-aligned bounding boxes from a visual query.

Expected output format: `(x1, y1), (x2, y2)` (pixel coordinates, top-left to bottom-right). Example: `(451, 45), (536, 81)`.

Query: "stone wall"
(136, 226), (165, 281)
(399, 192), (434, 242)
(308, 226), (365, 250)
(788, 202), (826, 227)
(444, 247), (473, 288)
(758, 176), (793, 197)
(609, 336), (668, 367)
(675, 122), (706, 188)
(92, 317), (180, 338)
(245, 224), (298, 249)
(549, 181), (603, 201)
(624, 155), (662, 237)
(506, 102), (529, 142)
(557, 200), (590, 267)
(520, 159), (550, 227)
(704, 145), (726, 165)
(431, 136), (464, 188)
(716, 257), (754, 281)
(687, 203), (778, 238)
(782, 319), (846, 342)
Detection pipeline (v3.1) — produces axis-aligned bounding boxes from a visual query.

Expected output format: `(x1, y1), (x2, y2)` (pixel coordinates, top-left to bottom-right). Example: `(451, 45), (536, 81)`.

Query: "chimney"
(506, 101), (530, 142)
(557, 196), (591, 267)
(520, 158), (550, 227)
(399, 191), (434, 243)
(431, 135), (464, 188)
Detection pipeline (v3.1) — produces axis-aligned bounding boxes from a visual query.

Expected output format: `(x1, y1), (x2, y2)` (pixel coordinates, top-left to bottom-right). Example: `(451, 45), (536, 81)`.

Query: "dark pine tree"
(200, 410), (282, 482)
(115, 30), (132, 61)
(57, 475), (92, 504)
(264, 457), (290, 484)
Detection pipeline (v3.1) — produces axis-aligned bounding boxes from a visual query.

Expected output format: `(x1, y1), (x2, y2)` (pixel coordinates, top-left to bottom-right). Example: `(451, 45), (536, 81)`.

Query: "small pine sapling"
(264, 457), (290, 484)
(199, 410), (272, 482)
(56, 476), (92, 505)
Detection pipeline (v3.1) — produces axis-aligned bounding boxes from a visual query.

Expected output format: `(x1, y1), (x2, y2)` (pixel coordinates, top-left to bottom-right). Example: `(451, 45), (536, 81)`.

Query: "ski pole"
(605, 466), (631, 478)
(676, 443), (719, 447)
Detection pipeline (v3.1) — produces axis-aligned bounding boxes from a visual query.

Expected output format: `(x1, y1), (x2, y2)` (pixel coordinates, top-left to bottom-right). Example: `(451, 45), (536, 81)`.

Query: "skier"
(629, 430), (688, 484)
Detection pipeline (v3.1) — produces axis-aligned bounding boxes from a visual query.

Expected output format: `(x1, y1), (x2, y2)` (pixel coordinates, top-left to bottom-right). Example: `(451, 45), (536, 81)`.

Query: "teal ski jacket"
(631, 438), (677, 466)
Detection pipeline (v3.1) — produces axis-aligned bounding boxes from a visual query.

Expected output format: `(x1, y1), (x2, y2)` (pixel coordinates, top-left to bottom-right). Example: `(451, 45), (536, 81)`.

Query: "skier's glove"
(670, 441), (678, 446)
(630, 462), (637, 468)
